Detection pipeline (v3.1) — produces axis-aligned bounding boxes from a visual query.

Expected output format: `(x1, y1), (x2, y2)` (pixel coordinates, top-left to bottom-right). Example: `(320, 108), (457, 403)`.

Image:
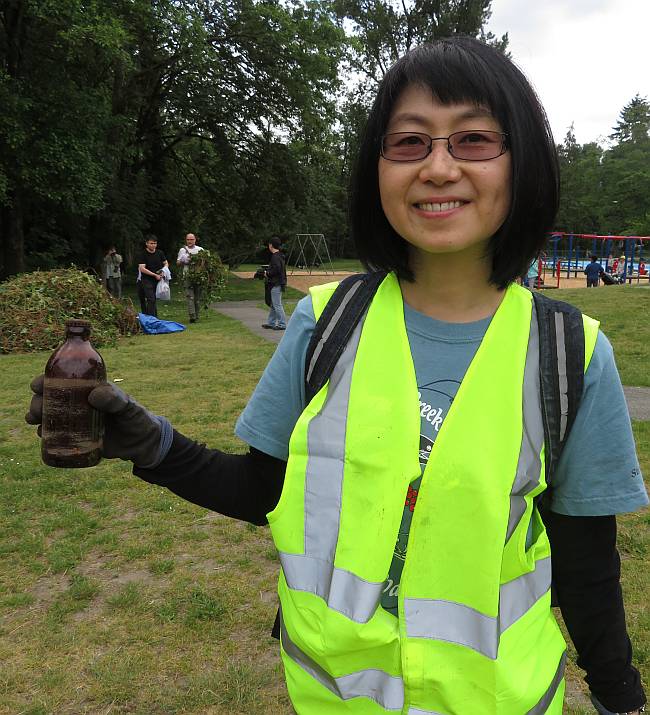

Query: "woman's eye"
(458, 132), (493, 144)
(396, 134), (426, 146)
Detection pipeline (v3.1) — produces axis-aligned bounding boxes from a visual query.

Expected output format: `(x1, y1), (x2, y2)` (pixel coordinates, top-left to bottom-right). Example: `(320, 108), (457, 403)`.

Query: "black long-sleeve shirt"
(134, 430), (646, 713)
(266, 251), (286, 288)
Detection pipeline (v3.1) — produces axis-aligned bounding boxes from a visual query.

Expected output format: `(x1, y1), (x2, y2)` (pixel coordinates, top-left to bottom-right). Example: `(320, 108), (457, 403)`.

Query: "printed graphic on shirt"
(381, 379), (459, 614)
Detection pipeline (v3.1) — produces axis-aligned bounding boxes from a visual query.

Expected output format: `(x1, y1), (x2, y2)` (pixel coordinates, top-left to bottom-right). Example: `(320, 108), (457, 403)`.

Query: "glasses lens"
(449, 131), (504, 160)
(382, 133), (430, 161)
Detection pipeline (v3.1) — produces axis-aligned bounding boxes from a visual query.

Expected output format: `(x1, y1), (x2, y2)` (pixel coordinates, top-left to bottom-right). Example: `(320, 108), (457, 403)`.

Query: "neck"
(400, 249), (505, 323)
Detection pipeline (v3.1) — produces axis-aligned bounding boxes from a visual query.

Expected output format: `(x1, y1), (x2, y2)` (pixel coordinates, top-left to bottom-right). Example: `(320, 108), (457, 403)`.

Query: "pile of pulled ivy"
(183, 250), (228, 306)
(0, 268), (140, 354)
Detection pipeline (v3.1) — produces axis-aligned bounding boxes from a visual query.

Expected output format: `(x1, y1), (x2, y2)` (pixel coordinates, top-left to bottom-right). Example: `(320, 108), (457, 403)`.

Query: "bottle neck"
(65, 328), (90, 340)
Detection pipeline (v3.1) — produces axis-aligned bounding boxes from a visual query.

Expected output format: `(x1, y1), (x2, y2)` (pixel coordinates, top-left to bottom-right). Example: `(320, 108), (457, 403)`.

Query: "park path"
(212, 300), (650, 421)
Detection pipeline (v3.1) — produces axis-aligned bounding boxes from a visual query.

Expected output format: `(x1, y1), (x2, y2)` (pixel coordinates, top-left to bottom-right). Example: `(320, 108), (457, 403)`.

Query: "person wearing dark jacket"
(584, 255), (604, 287)
(263, 237), (287, 330)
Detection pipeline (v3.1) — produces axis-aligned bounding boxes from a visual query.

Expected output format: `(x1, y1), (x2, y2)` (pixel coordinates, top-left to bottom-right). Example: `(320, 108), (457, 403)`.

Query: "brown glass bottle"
(41, 319), (106, 468)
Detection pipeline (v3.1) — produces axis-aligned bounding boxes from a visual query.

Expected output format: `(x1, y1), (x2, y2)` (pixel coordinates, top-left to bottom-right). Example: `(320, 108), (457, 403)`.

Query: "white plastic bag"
(156, 278), (171, 301)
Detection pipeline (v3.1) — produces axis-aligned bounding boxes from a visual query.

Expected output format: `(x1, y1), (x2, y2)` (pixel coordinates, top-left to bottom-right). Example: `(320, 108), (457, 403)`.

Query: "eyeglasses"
(381, 130), (508, 162)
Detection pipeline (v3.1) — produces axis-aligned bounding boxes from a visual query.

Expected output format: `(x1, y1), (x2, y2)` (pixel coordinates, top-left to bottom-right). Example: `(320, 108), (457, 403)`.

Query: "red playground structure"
(530, 233), (650, 288)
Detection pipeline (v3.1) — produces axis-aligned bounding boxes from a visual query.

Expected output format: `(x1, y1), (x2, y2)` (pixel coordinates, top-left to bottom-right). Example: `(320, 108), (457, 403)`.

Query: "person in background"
(263, 237), (287, 331)
(523, 256), (540, 288)
(137, 235), (168, 317)
(584, 255), (604, 287)
(176, 233), (204, 323)
(102, 245), (123, 299)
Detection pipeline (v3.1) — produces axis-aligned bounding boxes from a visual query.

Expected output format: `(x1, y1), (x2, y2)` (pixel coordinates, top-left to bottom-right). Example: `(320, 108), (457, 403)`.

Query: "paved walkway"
(213, 300), (650, 421)
(212, 299), (286, 344)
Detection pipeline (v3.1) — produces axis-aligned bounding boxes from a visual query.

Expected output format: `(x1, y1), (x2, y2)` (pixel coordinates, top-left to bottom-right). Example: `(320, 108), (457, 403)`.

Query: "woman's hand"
(26, 376), (172, 469)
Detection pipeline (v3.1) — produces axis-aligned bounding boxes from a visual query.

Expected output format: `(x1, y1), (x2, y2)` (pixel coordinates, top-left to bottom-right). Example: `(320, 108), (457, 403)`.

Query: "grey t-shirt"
(235, 295), (648, 614)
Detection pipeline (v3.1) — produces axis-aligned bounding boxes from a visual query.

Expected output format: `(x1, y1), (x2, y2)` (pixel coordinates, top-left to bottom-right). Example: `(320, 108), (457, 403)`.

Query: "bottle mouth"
(65, 319), (92, 329)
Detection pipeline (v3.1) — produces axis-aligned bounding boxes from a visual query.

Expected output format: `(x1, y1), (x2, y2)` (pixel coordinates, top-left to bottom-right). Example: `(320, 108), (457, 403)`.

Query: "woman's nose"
(418, 140), (462, 184)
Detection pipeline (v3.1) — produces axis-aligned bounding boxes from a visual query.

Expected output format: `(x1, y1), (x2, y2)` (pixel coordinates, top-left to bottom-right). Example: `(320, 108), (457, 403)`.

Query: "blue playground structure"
(542, 233), (649, 285)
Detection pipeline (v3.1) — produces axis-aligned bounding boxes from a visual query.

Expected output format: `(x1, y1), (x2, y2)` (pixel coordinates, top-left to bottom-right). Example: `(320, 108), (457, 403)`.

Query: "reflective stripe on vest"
(404, 556), (551, 659)
(278, 315), (387, 624)
(506, 305), (543, 541)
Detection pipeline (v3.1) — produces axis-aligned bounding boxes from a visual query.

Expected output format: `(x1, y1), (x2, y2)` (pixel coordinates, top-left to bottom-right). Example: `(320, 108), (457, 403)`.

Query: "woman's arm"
(545, 510), (646, 714)
(134, 431), (285, 525)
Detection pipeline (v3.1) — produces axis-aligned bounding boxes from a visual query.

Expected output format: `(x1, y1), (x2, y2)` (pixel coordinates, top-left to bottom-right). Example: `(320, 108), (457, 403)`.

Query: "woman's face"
(378, 85), (512, 268)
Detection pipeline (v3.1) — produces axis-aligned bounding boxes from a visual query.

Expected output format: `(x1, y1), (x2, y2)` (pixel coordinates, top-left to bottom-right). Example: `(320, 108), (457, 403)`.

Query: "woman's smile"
(413, 198), (469, 216)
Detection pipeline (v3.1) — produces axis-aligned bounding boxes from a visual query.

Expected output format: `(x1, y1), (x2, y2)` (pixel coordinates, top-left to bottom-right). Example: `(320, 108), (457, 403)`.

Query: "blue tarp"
(138, 313), (186, 334)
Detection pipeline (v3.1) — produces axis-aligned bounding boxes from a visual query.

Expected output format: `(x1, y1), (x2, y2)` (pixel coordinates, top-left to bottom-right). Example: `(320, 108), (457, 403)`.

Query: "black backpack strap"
(304, 271), (387, 404)
(532, 291), (585, 487)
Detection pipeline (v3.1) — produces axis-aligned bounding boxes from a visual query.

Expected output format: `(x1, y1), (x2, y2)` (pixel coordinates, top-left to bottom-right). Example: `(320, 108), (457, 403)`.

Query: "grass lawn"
(0, 279), (647, 714)
(236, 258), (364, 274)
(220, 273), (305, 302)
(550, 285), (650, 386)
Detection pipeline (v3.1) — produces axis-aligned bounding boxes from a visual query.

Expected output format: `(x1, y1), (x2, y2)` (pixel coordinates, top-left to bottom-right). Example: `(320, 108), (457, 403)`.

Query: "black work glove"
(26, 375), (173, 469)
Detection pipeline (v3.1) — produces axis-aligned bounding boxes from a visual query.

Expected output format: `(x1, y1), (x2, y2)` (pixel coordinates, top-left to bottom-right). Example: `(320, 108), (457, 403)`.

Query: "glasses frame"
(380, 130), (509, 163)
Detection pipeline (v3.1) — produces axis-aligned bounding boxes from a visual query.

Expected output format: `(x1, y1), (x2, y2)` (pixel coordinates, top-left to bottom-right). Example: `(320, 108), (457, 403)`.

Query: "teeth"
(418, 201), (463, 212)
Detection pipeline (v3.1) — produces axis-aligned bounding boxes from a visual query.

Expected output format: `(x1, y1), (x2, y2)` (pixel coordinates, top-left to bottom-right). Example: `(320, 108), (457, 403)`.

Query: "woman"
(28, 38), (647, 713)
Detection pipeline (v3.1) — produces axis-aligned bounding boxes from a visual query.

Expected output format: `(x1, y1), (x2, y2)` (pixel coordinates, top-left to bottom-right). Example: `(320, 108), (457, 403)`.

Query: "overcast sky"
(486, 0), (649, 147)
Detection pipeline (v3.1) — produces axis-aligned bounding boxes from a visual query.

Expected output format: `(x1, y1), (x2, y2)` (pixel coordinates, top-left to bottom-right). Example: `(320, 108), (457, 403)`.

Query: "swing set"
(284, 234), (336, 275)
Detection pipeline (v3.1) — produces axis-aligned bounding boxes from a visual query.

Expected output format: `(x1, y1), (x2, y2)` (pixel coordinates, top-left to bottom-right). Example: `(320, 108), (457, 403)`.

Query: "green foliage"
(0, 268), (140, 354)
(335, 0), (505, 90)
(556, 126), (604, 233)
(556, 96), (650, 237)
(1, 0), (507, 278)
(610, 94), (650, 143)
(182, 250), (228, 307)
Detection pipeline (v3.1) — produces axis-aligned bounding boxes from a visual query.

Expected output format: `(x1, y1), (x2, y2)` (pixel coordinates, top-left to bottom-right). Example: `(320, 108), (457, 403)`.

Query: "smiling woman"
(26, 36), (648, 715)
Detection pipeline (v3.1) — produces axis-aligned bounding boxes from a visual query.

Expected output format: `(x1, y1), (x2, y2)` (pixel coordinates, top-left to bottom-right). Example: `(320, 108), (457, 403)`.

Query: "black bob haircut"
(349, 37), (559, 289)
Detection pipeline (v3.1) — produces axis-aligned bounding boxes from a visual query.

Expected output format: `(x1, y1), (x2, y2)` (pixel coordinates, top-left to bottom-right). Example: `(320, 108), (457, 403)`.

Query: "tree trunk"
(1, 3), (28, 279)
(0, 189), (26, 279)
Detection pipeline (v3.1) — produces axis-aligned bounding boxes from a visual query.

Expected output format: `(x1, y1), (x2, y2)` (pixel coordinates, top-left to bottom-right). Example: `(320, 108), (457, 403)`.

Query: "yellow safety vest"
(267, 273), (599, 714)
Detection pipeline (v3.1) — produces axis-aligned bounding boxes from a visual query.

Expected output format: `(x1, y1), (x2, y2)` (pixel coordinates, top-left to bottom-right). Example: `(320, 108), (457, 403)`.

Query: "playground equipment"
(535, 233), (650, 287)
(285, 234), (335, 275)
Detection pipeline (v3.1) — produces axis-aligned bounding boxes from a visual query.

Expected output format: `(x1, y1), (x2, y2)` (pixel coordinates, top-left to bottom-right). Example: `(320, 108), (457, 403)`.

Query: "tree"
(555, 125), (603, 234)
(0, 0), (347, 277)
(601, 96), (650, 235)
(0, 0), (124, 277)
(335, 0), (507, 90)
(609, 94), (650, 144)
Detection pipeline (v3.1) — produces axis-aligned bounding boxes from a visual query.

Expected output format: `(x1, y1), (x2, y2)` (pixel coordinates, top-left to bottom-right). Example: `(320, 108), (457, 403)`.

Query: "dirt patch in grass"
(175, 553), (224, 575)
(30, 573), (70, 605)
(77, 560), (153, 589)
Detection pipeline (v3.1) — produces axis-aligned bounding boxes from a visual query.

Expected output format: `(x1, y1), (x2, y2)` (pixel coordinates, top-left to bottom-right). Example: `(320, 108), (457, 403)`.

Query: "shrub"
(182, 250), (228, 306)
(0, 268), (140, 354)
